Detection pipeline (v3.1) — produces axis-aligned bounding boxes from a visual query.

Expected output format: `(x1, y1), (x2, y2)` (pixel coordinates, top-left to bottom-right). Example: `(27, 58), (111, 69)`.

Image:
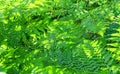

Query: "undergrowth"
(0, 0), (120, 74)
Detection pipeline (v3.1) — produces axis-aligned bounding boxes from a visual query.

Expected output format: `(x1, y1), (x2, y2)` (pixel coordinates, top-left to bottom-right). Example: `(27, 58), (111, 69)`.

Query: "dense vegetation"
(0, 0), (120, 74)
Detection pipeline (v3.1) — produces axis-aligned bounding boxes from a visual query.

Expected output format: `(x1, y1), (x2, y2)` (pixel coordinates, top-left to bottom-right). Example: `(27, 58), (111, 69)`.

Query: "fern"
(103, 23), (120, 65)
(1, 0), (120, 74)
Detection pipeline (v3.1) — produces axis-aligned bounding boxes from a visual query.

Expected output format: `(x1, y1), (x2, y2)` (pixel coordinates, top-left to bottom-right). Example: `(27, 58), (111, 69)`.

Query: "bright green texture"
(0, 0), (120, 74)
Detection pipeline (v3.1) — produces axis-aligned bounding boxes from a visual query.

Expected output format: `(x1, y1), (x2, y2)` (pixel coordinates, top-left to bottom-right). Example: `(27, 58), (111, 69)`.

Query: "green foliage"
(0, 0), (120, 74)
